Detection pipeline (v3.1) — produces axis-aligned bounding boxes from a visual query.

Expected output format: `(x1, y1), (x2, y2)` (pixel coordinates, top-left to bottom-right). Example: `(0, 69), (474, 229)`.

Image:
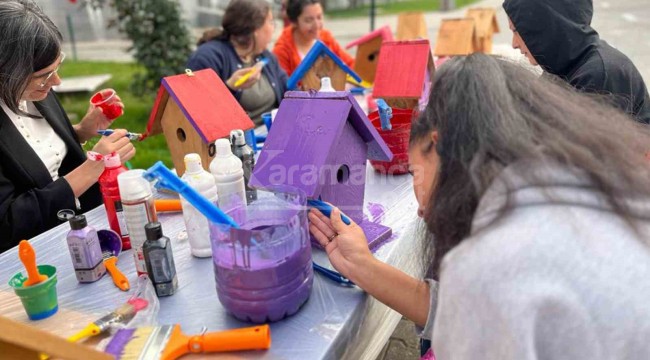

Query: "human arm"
(309, 207), (430, 327)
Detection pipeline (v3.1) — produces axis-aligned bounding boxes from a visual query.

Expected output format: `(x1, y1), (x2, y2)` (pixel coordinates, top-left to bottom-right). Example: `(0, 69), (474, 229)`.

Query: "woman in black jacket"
(504, 0), (650, 124)
(186, 0), (288, 126)
(0, 0), (135, 252)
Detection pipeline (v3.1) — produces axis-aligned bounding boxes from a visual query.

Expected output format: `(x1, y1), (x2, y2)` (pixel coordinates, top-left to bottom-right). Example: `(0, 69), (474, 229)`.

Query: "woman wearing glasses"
(0, 0), (135, 253)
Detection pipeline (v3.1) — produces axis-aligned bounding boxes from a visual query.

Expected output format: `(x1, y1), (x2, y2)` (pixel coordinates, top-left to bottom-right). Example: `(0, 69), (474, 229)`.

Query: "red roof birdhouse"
(144, 69), (254, 175)
(373, 39), (435, 110)
(345, 25), (394, 84)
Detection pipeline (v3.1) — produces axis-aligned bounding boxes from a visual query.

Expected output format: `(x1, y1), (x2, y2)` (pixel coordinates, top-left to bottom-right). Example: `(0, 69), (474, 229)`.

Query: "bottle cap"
(230, 130), (246, 146)
(144, 222), (163, 241)
(103, 152), (121, 168)
(319, 77), (335, 92)
(215, 138), (234, 156)
(117, 170), (152, 201)
(69, 215), (87, 230)
(184, 153), (204, 174)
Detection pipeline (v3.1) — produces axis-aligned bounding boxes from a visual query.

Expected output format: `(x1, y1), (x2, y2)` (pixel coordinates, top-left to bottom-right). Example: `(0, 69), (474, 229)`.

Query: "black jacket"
(186, 39), (288, 116)
(504, 0), (650, 124)
(0, 92), (102, 252)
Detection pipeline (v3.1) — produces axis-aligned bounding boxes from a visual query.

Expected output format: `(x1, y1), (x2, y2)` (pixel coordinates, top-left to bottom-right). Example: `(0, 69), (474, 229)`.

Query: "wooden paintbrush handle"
(190, 325), (271, 353)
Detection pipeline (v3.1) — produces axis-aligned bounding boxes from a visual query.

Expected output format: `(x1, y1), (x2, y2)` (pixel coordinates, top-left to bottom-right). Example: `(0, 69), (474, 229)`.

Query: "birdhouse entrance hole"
(176, 128), (186, 142)
(337, 165), (350, 183)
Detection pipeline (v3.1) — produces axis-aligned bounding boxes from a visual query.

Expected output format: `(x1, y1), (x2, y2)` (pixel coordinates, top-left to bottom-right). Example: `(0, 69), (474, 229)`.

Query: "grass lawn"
(57, 61), (173, 170)
(328, 0), (480, 18)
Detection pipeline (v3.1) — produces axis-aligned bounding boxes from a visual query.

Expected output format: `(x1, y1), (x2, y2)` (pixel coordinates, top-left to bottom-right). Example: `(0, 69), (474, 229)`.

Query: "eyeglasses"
(37, 52), (65, 88)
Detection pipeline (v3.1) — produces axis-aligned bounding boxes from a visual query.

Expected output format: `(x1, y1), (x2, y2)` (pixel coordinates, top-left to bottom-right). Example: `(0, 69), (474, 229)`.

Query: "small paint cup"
(8, 265), (59, 320)
(90, 89), (123, 120)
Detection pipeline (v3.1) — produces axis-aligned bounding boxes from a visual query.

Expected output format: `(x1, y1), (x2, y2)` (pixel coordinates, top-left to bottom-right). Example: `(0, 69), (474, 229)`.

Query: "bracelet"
(86, 151), (104, 162)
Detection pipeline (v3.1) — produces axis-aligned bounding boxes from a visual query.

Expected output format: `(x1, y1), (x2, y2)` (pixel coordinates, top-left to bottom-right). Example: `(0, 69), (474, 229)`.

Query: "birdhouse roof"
(287, 40), (362, 90)
(345, 25), (394, 49)
(144, 69), (254, 143)
(373, 39), (434, 99)
(466, 8), (499, 38)
(250, 90), (393, 197)
(434, 18), (477, 57)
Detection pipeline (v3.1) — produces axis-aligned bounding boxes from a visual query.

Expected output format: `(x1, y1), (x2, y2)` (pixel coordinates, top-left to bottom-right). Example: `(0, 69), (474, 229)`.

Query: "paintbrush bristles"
(117, 327), (154, 360)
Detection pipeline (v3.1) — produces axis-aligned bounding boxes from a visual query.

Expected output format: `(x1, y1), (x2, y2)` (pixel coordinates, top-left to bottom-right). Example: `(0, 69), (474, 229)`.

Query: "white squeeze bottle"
(181, 153), (218, 257)
(118, 169), (157, 275)
(210, 138), (246, 208)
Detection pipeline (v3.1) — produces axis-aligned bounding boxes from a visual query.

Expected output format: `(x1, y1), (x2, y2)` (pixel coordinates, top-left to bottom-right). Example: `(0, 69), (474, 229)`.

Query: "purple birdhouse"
(250, 90), (395, 250)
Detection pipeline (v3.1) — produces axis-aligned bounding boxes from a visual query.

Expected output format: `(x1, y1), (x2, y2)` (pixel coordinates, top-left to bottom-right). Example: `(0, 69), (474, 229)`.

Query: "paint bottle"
(118, 170), (157, 276)
(210, 138), (246, 208)
(319, 77), (336, 92)
(67, 215), (106, 283)
(98, 152), (131, 250)
(180, 153), (218, 257)
(143, 222), (178, 297)
(230, 129), (257, 203)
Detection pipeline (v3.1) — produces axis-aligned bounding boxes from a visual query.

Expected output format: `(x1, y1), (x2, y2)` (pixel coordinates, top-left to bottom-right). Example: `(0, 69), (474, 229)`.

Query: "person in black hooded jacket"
(504, 0), (650, 124)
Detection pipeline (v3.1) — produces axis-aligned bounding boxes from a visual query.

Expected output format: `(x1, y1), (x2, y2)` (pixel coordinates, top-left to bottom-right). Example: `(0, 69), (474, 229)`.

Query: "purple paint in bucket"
(210, 187), (313, 323)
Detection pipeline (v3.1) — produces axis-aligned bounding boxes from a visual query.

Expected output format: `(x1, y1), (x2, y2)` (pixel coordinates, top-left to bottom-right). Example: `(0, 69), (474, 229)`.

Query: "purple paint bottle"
(211, 188), (313, 323)
(67, 215), (106, 283)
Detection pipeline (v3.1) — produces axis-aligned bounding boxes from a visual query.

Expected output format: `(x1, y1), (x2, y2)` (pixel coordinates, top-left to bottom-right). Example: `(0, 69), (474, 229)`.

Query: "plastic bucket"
(369, 108), (416, 175)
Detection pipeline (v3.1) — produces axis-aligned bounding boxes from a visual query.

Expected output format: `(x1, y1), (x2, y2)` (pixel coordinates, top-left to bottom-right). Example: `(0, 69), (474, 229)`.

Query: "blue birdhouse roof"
(287, 40), (362, 90)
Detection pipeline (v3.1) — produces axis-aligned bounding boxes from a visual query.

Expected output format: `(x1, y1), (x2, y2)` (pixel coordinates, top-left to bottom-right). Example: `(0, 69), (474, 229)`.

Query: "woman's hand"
(309, 206), (374, 281)
(91, 129), (135, 163)
(226, 67), (262, 90)
(74, 89), (125, 142)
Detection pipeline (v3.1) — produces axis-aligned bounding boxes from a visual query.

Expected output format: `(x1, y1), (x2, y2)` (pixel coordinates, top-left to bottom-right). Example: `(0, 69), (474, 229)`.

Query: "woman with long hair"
(310, 54), (650, 358)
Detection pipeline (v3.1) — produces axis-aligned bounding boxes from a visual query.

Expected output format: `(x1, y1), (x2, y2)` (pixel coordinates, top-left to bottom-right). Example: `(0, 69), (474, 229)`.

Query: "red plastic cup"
(90, 89), (123, 120)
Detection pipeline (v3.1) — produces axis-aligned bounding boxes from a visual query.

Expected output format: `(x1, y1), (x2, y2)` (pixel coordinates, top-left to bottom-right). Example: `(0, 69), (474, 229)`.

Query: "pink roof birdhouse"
(345, 25), (394, 84)
(250, 90), (394, 249)
(144, 69), (254, 175)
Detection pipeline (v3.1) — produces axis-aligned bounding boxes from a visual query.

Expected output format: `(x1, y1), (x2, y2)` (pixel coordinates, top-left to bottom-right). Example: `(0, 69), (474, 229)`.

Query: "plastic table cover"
(0, 164), (421, 360)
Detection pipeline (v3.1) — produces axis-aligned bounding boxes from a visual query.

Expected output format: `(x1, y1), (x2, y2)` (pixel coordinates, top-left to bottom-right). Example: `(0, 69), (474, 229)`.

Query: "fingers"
(329, 207), (350, 233)
(309, 223), (332, 248)
(309, 209), (336, 237)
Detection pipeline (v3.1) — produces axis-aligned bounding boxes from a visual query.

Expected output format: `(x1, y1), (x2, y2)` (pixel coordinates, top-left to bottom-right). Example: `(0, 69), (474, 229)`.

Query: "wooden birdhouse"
(287, 40), (362, 92)
(396, 12), (428, 40)
(466, 8), (500, 53)
(345, 25), (394, 84)
(373, 40), (435, 111)
(144, 69), (254, 176)
(249, 90), (394, 249)
(433, 18), (479, 57)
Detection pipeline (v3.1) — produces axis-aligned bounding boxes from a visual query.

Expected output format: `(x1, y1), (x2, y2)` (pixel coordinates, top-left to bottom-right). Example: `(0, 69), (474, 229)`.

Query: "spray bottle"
(67, 215), (106, 283)
(97, 152), (130, 250)
(143, 222), (178, 297)
(230, 129), (257, 203)
(210, 138), (246, 208)
(118, 170), (157, 275)
(180, 153), (218, 257)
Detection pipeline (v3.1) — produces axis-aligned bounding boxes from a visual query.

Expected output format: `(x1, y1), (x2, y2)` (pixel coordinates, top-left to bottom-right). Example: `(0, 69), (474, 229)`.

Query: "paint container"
(180, 153), (218, 258)
(210, 187), (313, 323)
(98, 152), (131, 250)
(90, 89), (123, 120)
(143, 222), (178, 297)
(230, 130), (257, 204)
(118, 169), (157, 276)
(210, 139), (246, 208)
(368, 108), (415, 175)
(8, 265), (59, 320)
(67, 215), (106, 283)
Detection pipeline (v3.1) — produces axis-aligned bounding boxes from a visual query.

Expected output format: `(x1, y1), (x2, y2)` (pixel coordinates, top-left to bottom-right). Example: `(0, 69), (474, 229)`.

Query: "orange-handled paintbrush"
(105, 324), (270, 360)
(18, 240), (48, 286)
(154, 199), (182, 212)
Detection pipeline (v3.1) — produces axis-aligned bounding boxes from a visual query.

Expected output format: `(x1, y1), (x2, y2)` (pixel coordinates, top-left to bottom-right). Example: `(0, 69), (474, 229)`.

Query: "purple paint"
(66, 215), (106, 283)
(98, 229), (122, 257)
(210, 188), (313, 323)
(367, 202), (386, 223)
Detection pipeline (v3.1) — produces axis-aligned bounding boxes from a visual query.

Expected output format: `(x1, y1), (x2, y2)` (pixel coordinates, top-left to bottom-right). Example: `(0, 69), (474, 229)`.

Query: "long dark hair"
(410, 54), (650, 279)
(0, 0), (62, 115)
(286, 0), (321, 22)
(197, 0), (270, 49)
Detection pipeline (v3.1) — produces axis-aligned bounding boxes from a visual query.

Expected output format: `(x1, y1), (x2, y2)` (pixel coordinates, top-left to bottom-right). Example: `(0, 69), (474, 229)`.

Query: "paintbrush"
(68, 298), (149, 343)
(105, 324), (271, 360)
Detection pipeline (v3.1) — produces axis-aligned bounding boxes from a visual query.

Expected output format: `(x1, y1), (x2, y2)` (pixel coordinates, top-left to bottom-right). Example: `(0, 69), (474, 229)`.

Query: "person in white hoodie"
(309, 54), (650, 359)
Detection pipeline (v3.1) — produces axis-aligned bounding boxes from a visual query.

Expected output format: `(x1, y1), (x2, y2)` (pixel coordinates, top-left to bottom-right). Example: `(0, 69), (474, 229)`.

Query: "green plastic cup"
(8, 265), (59, 320)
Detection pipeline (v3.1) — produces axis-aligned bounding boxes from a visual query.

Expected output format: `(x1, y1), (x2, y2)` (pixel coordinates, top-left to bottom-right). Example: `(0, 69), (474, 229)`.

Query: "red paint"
(90, 90), (123, 120)
(368, 108), (416, 175)
(99, 158), (131, 250)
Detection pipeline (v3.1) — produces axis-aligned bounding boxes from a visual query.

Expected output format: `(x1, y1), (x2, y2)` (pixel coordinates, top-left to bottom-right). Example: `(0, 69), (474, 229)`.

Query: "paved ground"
(57, 1), (650, 359)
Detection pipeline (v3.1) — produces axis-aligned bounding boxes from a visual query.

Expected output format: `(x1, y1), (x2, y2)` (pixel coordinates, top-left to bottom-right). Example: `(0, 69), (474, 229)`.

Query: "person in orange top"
(273, 0), (354, 76)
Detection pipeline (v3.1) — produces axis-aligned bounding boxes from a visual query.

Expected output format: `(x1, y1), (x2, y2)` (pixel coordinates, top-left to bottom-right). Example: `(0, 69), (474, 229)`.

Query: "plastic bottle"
(67, 215), (106, 283)
(143, 222), (178, 297)
(210, 138), (246, 209)
(98, 152), (131, 250)
(319, 77), (336, 92)
(118, 170), (157, 275)
(230, 130), (257, 203)
(180, 153), (218, 257)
